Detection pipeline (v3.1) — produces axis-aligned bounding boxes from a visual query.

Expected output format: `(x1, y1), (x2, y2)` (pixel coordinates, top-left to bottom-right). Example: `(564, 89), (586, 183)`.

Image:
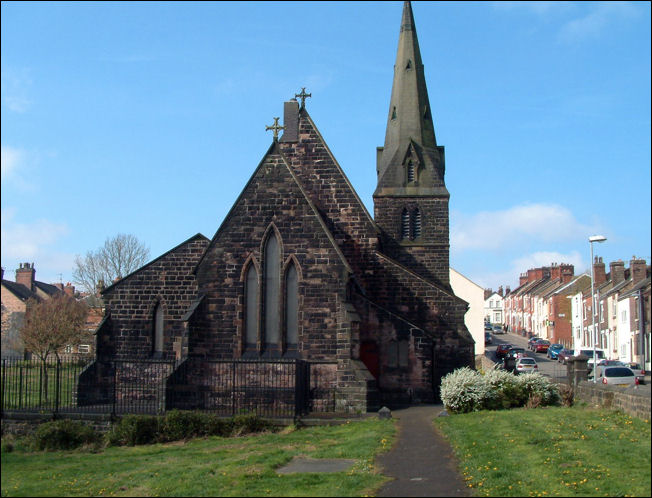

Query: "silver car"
(594, 366), (640, 387)
(515, 357), (539, 374)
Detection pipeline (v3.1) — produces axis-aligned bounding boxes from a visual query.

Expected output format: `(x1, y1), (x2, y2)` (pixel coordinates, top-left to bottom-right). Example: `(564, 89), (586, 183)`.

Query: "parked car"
(527, 336), (541, 350)
(546, 343), (564, 360)
(515, 357), (539, 374)
(533, 340), (551, 353)
(506, 347), (526, 360)
(485, 323), (493, 332)
(557, 348), (575, 365)
(576, 348), (606, 372)
(495, 344), (512, 360)
(594, 366), (640, 387)
(493, 325), (504, 335)
(485, 331), (493, 345)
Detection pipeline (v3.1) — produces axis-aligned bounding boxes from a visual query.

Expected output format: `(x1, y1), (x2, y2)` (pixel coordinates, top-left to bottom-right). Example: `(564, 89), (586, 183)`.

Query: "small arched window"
(245, 264), (259, 349)
(153, 302), (164, 355)
(401, 209), (410, 240)
(285, 262), (298, 348)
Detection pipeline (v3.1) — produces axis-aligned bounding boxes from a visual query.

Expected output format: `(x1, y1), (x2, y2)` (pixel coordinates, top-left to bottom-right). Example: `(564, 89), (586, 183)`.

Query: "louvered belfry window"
(413, 208), (422, 238)
(401, 209), (411, 239)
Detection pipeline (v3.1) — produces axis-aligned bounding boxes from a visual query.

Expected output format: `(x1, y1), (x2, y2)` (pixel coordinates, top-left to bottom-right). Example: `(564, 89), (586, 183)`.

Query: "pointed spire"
(377, 1), (437, 180)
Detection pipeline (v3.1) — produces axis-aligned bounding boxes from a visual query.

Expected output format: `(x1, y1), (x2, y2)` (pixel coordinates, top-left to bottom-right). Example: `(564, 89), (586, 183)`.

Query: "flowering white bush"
(439, 367), (496, 414)
(440, 368), (562, 413)
(514, 373), (561, 406)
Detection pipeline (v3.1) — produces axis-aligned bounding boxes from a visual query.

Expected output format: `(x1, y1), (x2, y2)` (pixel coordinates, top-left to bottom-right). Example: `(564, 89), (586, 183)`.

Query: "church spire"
(376, 1), (437, 183)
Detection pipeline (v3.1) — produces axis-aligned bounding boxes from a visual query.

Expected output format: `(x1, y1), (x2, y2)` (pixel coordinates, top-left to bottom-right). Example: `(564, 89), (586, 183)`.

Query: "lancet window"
(152, 301), (164, 356)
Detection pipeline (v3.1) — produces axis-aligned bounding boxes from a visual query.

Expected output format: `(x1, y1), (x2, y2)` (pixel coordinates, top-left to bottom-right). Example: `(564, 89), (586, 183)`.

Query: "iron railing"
(1, 357), (337, 418)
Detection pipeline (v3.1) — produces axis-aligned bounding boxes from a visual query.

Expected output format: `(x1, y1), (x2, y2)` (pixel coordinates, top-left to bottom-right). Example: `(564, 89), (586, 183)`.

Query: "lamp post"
(589, 235), (607, 382)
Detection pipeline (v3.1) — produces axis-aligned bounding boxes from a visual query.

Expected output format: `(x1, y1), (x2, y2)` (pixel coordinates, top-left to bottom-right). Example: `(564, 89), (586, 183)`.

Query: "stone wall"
(574, 381), (651, 420)
(1, 412), (113, 437)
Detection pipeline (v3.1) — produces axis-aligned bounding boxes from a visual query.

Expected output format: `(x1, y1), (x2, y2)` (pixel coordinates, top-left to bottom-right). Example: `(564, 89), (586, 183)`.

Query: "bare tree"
(73, 233), (150, 294)
(20, 294), (89, 401)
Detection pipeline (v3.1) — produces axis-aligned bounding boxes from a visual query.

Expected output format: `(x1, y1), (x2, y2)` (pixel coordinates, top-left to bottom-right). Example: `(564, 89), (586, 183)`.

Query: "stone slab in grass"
(276, 457), (356, 474)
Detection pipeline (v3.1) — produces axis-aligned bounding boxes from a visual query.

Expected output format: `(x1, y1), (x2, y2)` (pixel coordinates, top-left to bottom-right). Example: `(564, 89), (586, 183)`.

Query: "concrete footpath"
(376, 405), (470, 497)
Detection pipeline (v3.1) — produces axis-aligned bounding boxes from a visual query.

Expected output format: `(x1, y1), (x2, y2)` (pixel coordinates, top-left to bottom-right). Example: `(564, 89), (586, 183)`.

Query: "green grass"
(1, 418), (396, 497)
(434, 406), (651, 497)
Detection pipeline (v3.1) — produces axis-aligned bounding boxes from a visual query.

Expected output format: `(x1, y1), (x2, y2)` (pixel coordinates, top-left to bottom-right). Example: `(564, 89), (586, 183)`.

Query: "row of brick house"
(1, 263), (103, 359)
(504, 257), (651, 370)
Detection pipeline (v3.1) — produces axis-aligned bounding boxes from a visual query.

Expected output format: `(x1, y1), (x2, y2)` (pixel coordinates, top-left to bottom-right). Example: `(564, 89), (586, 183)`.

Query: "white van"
(576, 348), (606, 372)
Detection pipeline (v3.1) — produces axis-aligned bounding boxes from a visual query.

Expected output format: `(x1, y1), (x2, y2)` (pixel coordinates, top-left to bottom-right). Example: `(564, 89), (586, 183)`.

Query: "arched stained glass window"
(285, 263), (298, 347)
(264, 232), (280, 345)
(245, 264), (259, 348)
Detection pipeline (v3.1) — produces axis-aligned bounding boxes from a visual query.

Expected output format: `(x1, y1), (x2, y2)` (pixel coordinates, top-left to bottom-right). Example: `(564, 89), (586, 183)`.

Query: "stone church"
(90, 1), (474, 412)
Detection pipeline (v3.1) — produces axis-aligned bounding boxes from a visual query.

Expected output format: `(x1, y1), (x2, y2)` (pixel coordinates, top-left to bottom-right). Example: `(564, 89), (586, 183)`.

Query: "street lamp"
(589, 235), (607, 382)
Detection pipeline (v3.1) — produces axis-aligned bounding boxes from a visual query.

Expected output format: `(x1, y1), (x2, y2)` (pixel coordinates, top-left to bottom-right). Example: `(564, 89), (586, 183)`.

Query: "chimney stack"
(593, 256), (606, 286)
(498, 285), (503, 297)
(610, 260), (625, 285)
(630, 257), (647, 284)
(64, 282), (75, 297)
(16, 262), (36, 291)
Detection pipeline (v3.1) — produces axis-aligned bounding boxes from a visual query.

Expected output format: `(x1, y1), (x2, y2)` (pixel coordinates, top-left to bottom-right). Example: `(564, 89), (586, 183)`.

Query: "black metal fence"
(1, 357), (337, 418)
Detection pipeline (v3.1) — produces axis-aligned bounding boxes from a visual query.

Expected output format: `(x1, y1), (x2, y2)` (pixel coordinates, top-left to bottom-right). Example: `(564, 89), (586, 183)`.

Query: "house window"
(64, 345), (73, 354)
(599, 302), (604, 322)
(245, 264), (259, 349)
(285, 262), (298, 349)
(621, 310), (627, 324)
(78, 344), (90, 354)
(153, 302), (164, 355)
(264, 232), (281, 348)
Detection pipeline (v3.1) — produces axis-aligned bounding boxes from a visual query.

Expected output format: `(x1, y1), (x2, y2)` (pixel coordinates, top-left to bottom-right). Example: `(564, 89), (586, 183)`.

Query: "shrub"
(31, 419), (101, 451)
(106, 415), (159, 446)
(440, 367), (494, 414)
(482, 369), (527, 409)
(232, 414), (272, 435)
(514, 373), (561, 407)
(159, 410), (207, 442)
(557, 383), (574, 407)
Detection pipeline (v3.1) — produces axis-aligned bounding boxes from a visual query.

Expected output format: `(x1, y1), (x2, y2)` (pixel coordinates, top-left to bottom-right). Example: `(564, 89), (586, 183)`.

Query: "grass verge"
(434, 406), (651, 497)
(1, 418), (395, 497)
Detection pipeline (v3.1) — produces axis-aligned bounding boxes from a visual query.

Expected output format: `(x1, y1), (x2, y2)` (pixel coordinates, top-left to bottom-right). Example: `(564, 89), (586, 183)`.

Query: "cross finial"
(295, 87), (312, 108)
(265, 117), (285, 140)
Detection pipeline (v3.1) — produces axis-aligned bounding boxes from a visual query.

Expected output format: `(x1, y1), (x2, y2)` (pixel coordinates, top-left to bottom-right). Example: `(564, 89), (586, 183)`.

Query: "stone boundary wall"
(574, 381), (651, 420)
(475, 354), (495, 372)
(1, 412), (113, 436)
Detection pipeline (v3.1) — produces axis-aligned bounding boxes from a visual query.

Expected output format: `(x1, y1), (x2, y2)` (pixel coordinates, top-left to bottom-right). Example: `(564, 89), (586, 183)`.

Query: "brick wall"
(574, 381), (651, 420)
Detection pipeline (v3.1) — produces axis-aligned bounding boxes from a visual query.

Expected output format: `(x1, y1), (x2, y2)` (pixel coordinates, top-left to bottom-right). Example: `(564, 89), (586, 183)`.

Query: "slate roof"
(1, 279), (40, 302)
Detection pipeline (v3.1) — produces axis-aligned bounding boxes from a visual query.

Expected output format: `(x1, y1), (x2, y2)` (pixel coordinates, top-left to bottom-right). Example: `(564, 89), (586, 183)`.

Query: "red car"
(495, 344), (512, 360)
(533, 340), (551, 353)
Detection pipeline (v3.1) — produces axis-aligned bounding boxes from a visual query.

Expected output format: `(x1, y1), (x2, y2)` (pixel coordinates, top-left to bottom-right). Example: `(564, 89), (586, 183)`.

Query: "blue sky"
(2, 1), (650, 292)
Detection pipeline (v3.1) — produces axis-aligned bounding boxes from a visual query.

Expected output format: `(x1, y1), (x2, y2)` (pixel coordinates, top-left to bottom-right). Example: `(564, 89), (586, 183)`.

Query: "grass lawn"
(1, 418), (396, 497)
(434, 406), (651, 497)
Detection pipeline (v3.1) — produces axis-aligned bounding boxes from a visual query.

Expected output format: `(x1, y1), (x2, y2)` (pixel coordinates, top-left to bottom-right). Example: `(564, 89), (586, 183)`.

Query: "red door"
(360, 341), (380, 380)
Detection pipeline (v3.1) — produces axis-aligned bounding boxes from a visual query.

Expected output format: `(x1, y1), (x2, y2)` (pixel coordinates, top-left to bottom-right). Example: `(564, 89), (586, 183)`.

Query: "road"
(484, 330), (651, 395)
(484, 331), (568, 380)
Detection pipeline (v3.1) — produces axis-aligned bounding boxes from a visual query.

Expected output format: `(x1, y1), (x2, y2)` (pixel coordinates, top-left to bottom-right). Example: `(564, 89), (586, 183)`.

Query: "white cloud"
(1, 67), (33, 113)
(557, 2), (638, 43)
(1, 145), (21, 180)
(451, 203), (595, 252)
(0, 209), (71, 279)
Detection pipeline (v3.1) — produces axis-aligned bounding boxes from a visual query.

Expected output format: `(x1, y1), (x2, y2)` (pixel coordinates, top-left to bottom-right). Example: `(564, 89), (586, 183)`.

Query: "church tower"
(374, 1), (451, 287)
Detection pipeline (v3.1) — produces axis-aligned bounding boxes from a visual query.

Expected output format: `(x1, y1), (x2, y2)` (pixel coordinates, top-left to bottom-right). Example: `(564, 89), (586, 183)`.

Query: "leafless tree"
(20, 294), (89, 401)
(73, 233), (150, 294)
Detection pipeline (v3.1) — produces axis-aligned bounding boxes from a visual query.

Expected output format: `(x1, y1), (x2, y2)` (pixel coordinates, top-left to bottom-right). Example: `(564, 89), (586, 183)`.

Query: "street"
(484, 330), (652, 395)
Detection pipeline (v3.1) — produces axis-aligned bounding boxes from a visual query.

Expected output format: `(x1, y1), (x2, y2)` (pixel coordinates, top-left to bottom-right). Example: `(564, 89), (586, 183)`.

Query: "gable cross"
(295, 87), (312, 108)
(265, 117), (285, 140)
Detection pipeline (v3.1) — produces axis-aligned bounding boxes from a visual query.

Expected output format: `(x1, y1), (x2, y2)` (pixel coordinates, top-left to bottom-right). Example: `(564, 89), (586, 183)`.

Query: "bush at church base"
(440, 367), (561, 414)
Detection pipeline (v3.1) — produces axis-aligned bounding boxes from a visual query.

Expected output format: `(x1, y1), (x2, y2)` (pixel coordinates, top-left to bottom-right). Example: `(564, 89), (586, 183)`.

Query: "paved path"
(376, 405), (470, 497)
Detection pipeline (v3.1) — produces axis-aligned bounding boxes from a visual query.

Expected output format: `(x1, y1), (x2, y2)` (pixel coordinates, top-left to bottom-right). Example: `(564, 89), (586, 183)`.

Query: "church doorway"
(360, 341), (380, 379)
